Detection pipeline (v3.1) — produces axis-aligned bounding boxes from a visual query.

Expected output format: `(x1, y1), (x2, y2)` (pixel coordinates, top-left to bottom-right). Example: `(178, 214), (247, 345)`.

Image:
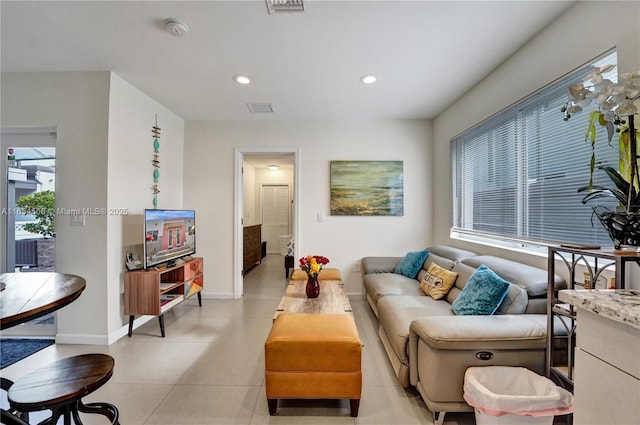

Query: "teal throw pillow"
(452, 264), (510, 315)
(394, 250), (430, 279)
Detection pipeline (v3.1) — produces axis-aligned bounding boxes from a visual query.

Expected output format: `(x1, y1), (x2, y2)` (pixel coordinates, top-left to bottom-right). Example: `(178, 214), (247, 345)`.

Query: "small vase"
(305, 275), (320, 298)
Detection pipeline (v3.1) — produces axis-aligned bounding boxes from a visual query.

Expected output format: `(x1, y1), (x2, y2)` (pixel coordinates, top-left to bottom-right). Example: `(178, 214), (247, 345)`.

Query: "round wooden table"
(7, 353), (119, 424)
(0, 272), (86, 330)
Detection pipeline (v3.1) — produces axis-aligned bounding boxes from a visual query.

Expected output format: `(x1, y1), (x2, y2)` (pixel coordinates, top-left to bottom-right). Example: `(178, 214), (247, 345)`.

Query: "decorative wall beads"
(151, 115), (161, 208)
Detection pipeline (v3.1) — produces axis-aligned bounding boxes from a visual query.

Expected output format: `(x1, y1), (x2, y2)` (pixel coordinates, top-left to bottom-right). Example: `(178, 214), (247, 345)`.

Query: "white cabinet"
(573, 309), (640, 424)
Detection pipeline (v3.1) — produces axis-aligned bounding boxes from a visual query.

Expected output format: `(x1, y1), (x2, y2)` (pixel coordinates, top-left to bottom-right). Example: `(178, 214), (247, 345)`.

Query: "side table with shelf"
(124, 257), (203, 337)
(546, 246), (639, 389)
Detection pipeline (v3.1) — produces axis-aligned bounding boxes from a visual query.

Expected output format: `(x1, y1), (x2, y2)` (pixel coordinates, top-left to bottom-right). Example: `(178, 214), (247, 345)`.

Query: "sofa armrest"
(361, 257), (401, 276)
(408, 315), (548, 386)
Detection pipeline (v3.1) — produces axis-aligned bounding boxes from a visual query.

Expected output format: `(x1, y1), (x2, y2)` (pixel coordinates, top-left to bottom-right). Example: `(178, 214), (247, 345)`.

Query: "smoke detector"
(266, 0), (305, 14)
(165, 19), (189, 37)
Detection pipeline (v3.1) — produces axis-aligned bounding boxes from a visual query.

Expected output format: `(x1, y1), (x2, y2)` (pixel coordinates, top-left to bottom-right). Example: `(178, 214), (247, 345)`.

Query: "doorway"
(234, 148), (299, 298)
(1, 127), (57, 336)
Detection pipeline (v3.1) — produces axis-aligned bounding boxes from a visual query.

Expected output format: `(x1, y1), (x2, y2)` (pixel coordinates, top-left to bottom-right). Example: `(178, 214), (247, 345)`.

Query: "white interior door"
(262, 185), (290, 254)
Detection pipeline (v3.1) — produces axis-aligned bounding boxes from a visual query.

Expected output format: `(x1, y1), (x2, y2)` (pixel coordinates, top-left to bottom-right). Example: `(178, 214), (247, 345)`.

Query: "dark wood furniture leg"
(284, 255), (294, 278)
(128, 315), (134, 337)
(197, 292), (202, 307)
(158, 314), (165, 337)
(267, 399), (277, 415)
(350, 399), (360, 417)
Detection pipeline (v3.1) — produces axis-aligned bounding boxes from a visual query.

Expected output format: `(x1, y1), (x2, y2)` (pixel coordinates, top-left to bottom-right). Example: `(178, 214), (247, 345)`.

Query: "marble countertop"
(558, 289), (640, 330)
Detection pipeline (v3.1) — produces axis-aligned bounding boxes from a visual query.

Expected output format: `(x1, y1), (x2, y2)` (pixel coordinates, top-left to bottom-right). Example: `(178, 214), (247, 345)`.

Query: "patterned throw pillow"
(286, 238), (295, 256)
(420, 263), (459, 299)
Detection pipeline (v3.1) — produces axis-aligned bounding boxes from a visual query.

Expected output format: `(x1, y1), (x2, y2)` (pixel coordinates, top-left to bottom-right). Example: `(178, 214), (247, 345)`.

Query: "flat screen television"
(143, 209), (196, 269)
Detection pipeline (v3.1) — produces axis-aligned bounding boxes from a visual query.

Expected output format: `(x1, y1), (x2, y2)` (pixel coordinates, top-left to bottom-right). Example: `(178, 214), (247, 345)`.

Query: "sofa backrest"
(461, 255), (566, 298)
(446, 262), (529, 315)
(415, 245), (477, 283)
(429, 245), (477, 263)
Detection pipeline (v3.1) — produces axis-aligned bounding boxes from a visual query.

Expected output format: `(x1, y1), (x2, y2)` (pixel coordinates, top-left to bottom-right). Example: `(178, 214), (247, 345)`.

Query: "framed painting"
(330, 160), (404, 216)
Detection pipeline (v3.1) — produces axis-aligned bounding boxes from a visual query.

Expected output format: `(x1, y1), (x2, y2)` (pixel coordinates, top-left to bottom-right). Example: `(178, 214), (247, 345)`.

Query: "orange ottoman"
(290, 267), (342, 281)
(264, 313), (362, 417)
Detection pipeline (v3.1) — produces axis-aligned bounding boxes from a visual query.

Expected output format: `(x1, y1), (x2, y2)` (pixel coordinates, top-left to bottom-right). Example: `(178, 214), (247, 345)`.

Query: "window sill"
(450, 229), (549, 258)
(450, 229), (616, 277)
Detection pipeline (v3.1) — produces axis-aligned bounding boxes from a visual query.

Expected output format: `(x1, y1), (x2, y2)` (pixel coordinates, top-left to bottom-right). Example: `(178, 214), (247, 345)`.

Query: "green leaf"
(15, 190), (55, 238)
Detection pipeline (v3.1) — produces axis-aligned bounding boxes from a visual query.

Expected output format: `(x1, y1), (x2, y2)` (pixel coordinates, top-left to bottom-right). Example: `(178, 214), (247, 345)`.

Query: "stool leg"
(267, 399), (277, 415)
(78, 400), (120, 425)
(349, 399), (360, 417)
(70, 401), (83, 424)
(42, 407), (62, 425)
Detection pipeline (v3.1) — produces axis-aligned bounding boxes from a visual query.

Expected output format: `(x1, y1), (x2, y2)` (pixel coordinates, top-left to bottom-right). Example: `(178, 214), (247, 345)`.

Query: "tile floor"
(1, 254), (476, 424)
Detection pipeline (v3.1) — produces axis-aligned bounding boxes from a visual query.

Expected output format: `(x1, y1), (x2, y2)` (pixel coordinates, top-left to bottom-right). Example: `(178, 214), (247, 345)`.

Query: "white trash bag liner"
(464, 366), (573, 424)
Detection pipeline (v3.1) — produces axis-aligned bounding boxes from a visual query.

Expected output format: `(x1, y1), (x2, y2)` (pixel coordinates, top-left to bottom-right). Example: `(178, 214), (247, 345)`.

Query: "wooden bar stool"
(7, 353), (119, 424)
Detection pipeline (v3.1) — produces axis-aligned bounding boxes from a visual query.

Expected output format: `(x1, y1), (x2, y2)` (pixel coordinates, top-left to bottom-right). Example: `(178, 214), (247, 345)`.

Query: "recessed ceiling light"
(268, 164), (279, 171)
(359, 74), (377, 84)
(233, 74), (252, 85)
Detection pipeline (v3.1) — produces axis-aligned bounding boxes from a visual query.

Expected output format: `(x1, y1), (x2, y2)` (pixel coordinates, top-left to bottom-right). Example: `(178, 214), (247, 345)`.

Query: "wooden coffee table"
(274, 278), (352, 318)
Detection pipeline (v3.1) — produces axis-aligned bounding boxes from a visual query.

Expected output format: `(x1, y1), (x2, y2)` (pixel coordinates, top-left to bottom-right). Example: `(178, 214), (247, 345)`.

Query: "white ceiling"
(1, 1), (574, 122)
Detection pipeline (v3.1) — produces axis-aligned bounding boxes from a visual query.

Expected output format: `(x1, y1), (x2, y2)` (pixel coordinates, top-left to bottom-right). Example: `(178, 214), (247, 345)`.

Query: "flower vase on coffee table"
(306, 275), (320, 298)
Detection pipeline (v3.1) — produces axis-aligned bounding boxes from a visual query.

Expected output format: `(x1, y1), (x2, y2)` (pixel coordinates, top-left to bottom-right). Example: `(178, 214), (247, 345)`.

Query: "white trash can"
(463, 366), (573, 425)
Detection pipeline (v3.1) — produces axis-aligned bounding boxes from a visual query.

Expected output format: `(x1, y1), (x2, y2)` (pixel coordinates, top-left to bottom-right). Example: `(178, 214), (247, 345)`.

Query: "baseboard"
(55, 332), (109, 345)
(201, 291), (235, 299)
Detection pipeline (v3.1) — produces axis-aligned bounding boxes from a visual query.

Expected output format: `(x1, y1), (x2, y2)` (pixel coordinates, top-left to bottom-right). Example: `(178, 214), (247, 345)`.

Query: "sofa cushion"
(494, 281), (528, 315)
(461, 255), (565, 297)
(361, 257), (402, 275)
(428, 245), (477, 263)
(420, 263), (458, 300)
(452, 265), (510, 315)
(395, 250), (430, 278)
(363, 273), (423, 307)
(378, 295), (454, 365)
(447, 262), (528, 315)
(409, 314), (548, 351)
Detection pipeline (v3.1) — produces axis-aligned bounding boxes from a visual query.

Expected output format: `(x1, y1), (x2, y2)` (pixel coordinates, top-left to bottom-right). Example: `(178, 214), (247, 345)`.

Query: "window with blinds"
(451, 51), (619, 248)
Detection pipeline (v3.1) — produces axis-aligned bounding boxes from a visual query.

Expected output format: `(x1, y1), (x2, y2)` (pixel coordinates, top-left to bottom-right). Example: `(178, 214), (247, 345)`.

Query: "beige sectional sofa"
(362, 245), (566, 425)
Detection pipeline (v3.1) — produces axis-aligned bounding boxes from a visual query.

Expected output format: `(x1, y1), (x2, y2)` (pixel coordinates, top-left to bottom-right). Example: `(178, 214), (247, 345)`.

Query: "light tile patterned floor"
(1, 255), (476, 424)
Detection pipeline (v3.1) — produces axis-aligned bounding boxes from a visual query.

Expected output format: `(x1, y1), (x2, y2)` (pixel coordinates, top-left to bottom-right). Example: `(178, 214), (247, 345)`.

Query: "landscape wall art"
(330, 160), (404, 216)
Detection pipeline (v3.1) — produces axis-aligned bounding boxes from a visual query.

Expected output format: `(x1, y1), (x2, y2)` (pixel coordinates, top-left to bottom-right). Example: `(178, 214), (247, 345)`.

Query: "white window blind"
(452, 51), (619, 247)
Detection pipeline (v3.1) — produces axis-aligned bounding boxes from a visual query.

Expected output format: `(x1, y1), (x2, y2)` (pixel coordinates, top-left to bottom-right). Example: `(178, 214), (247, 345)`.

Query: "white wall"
(432, 1), (640, 272)
(1, 72), (111, 343)
(0, 71), (185, 343)
(184, 120), (432, 295)
(106, 73), (184, 342)
(242, 162), (257, 225)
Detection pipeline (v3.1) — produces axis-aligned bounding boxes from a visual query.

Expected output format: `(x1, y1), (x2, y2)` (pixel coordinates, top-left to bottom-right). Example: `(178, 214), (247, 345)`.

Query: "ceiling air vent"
(266, 0), (305, 14)
(247, 103), (275, 113)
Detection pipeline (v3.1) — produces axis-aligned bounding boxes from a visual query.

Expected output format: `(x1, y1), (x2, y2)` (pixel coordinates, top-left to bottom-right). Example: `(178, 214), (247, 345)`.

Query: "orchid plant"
(562, 64), (640, 213)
